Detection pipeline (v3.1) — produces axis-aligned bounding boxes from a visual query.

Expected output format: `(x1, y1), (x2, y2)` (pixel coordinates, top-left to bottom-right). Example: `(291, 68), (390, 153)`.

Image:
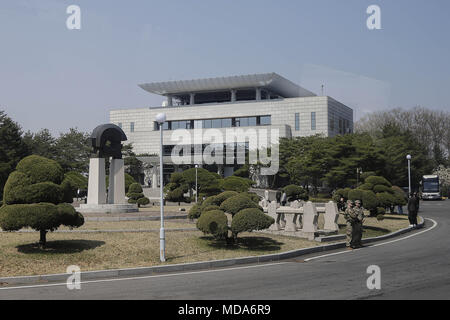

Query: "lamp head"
(155, 113), (166, 124)
(406, 154), (412, 160)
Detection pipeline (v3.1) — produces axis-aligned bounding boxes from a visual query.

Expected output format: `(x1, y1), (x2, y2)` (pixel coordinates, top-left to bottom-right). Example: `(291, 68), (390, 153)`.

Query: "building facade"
(109, 73), (353, 184)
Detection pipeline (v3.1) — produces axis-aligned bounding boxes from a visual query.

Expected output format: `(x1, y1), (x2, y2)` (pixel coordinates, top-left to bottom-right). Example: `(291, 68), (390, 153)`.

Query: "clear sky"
(1, 0), (449, 135)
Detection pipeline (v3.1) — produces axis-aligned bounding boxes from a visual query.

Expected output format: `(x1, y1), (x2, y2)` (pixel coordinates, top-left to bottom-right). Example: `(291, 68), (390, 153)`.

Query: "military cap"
(347, 200), (354, 204)
(355, 200), (361, 204)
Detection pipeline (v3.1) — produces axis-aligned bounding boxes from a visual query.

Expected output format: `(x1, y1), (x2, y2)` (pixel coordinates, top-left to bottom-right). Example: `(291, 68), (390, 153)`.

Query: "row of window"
(117, 122), (135, 132)
(295, 112), (316, 131)
(154, 115), (271, 131)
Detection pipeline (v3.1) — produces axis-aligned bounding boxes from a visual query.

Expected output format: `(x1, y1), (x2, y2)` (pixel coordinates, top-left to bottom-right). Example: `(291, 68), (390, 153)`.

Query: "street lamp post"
(156, 113), (166, 262)
(195, 164), (198, 203)
(356, 167), (363, 187)
(407, 154), (412, 196)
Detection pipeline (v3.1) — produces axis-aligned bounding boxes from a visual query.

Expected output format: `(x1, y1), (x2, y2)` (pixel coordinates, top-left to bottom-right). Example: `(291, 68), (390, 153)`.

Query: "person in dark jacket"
(407, 193), (418, 227)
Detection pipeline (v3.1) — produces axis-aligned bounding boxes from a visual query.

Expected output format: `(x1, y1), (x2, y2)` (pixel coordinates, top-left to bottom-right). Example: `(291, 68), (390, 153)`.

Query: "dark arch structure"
(90, 124), (127, 159)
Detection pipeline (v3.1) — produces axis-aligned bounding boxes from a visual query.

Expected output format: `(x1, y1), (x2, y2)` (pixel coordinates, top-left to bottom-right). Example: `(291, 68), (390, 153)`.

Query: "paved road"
(1, 201), (449, 300)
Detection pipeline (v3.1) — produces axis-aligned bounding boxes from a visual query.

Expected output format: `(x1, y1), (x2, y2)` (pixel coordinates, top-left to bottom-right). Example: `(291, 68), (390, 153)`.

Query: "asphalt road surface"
(1, 201), (449, 300)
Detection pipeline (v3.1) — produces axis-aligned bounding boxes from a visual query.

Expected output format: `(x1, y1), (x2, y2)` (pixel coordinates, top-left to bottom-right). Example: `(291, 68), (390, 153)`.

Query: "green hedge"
(137, 197), (150, 206)
(214, 191), (239, 204)
(219, 194), (259, 215)
(231, 208), (274, 236)
(202, 205), (220, 213)
(373, 184), (393, 194)
(127, 192), (144, 201)
(196, 209), (228, 239)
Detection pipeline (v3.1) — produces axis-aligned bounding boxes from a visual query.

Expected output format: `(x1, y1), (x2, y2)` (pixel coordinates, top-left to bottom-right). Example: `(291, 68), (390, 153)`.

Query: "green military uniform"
(351, 200), (365, 248)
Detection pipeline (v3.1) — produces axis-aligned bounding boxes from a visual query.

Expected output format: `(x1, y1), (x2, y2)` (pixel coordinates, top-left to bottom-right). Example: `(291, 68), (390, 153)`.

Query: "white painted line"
(0, 261), (290, 291)
(304, 218), (437, 262)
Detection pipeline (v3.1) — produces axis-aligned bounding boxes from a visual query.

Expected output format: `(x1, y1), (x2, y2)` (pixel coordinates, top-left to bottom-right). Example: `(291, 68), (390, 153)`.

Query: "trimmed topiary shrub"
(359, 183), (374, 191)
(219, 194), (259, 215)
(376, 192), (396, 208)
(282, 185), (309, 201)
(365, 176), (392, 187)
(242, 192), (261, 204)
(60, 171), (88, 203)
(0, 155), (84, 247)
(373, 184), (393, 194)
(333, 188), (352, 202)
(214, 191), (239, 205)
(137, 197), (150, 206)
(128, 183), (143, 194)
(188, 203), (202, 219)
(202, 205), (220, 213)
(231, 208), (274, 239)
(196, 209), (228, 239)
(220, 176), (253, 192)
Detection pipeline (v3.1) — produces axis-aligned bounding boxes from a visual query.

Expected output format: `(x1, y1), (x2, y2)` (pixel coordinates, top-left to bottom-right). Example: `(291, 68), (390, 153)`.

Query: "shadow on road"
(200, 236), (283, 252)
(16, 240), (105, 254)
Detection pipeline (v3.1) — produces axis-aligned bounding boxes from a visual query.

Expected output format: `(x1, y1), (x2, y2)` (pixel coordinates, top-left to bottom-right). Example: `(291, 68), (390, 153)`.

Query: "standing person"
(276, 190), (281, 204)
(337, 197), (346, 213)
(352, 200), (365, 248)
(407, 193), (418, 228)
(280, 191), (287, 206)
(344, 200), (355, 249)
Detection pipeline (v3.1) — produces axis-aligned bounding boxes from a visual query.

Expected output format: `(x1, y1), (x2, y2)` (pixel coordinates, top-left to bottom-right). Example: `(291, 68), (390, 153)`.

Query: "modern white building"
(110, 73), (353, 184)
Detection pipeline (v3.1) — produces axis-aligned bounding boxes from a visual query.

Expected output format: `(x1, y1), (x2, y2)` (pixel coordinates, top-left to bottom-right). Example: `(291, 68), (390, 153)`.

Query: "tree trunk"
(39, 230), (47, 249)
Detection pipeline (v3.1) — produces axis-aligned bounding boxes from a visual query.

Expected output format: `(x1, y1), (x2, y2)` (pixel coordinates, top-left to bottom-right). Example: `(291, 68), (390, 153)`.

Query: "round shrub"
(128, 198), (137, 204)
(200, 195), (220, 208)
(56, 203), (85, 227)
(219, 194), (259, 215)
(125, 174), (136, 193)
(373, 184), (393, 194)
(188, 203), (202, 219)
(376, 192), (396, 208)
(333, 188), (351, 202)
(128, 183), (143, 194)
(2, 171), (32, 204)
(196, 209), (228, 239)
(220, 176), (253, 192)
(377, 207), (386, 215)
(360, 190), (378, 210)
(348, 189), (364, 202)
(127, 192), (144, 201)
(365, 176), (392, 187)
(214, 191), (239, 205)
(242, 192), (261, 204)
(202, 205), (220, 213)
(137, 197), (150, 207)
(359, 183), (374, 191)
(376, 214), (385, 221)
(283, 185), (309, 201)
(231, 208), (274, 237)
(16, 155), (64, 185)
(5, 182), (63, 205)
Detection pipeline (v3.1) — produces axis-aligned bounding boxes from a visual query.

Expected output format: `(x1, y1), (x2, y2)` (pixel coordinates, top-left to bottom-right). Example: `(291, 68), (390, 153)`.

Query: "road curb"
(0, 216), (425, 286)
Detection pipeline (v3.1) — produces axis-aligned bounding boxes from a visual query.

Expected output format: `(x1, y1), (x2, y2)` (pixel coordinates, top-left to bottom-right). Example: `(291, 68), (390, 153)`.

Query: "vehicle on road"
(421, 175), (441, 200)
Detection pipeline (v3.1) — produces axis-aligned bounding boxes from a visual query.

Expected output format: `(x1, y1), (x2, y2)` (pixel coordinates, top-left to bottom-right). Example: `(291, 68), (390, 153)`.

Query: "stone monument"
(78, 124), (138, 213)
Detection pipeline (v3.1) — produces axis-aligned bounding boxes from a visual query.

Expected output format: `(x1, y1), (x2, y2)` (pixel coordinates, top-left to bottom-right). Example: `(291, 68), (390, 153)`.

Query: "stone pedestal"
(87, 158), (106, 205)
(108, 159), (126, 204)
(267, 201), (280, 231)
(324, 201), (339, 231)
(302, 201), (318, 233)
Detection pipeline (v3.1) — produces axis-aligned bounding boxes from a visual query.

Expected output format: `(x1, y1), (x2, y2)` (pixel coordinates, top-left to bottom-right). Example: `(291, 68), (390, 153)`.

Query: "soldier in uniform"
(352, 200), (365, 248)
(344, 200), (355, 249)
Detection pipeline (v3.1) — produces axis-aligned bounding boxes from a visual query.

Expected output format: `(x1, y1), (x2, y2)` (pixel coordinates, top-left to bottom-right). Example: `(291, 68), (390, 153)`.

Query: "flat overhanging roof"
(138, 73), (316, 98)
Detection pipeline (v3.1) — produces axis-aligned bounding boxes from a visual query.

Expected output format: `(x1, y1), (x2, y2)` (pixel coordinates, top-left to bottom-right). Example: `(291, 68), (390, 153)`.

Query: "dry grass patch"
(59, 219), (196, 231)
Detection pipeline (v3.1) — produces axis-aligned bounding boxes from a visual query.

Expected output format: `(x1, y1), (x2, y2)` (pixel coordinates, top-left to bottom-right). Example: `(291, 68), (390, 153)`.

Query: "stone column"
(167, 95), (173, 107)
(255, 88), (261, 101)
(190, 93), (195, 105)
(302, 201), (318, 233)
(267, 201), (280, 231)
(231, 89), (237, 102)
(108, 158), (126, 204)
(87, 158), (106, 205)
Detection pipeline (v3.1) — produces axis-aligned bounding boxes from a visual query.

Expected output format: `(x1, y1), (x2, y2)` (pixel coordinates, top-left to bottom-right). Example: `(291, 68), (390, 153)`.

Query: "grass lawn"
(59, 219), (196, 231)
(0, 214), (409, 278)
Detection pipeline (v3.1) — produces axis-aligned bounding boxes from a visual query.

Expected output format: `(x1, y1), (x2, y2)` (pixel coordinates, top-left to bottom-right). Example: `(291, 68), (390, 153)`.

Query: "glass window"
(194, 120), (203, 129)
(222, 118), (232, 128)
(171, 121), (179, 130)
(203, 119), (212, 129)
(130, 122), (135, 132)
(311, 112), (316, 130)
(260, 115), (271, 125)
(295, 113), (300, 131)
(238, 117), (249, 127)
(212, 119), (222, 128)
(248, 117), (257, 126)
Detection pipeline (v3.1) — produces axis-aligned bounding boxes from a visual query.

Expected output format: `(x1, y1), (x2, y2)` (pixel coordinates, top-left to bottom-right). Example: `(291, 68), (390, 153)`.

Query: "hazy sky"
(1, 0), (449, 135)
